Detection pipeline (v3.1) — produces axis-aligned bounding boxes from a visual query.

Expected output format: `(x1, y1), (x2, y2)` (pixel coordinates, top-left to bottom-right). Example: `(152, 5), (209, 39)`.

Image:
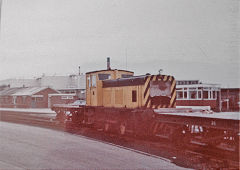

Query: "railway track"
(0, 110), (239, 169)
(70, 127), (239, 169)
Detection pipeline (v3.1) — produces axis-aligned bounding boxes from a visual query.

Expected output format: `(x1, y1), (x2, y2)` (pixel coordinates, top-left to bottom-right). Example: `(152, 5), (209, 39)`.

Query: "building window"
(177, 91), (183, 99)
(203, 91), (208, 99)
(176, 88), (188, 99)
(12, 97), (16, 104)
(176, 87), (206, 100)
(61, 96), (74, 100)
(184, 91), (187, 99)
(132, 90), (137, 102)
(189, 91), (197, 99)
(36, 97), (43, 102)
(23, 96), (26, 104)
(189, 87), (196, 90)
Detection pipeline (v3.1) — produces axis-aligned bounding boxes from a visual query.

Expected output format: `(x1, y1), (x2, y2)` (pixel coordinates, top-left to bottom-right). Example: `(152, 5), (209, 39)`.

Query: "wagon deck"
(154, 110), (240, 120)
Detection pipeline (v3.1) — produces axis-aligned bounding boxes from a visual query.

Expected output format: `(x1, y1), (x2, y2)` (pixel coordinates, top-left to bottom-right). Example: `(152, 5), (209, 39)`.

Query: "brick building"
(221, 88), (240, 111)
(0, 87), (59, 108)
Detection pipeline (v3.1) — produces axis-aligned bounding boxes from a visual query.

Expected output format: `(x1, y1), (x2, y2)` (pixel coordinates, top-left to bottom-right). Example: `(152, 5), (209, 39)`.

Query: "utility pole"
(0, 0), (2, 35)
(125, 48), (128, 70)
(158, 69), (163, 75)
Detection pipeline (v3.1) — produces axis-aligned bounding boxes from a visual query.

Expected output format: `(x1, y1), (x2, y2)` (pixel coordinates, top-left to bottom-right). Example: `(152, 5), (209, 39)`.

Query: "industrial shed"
(0, 87), (23, 108)
(0, 87), (59, 108)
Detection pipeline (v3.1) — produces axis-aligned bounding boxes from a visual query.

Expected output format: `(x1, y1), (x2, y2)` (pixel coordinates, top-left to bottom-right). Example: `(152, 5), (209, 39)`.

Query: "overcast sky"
(0, 0), (239, 87)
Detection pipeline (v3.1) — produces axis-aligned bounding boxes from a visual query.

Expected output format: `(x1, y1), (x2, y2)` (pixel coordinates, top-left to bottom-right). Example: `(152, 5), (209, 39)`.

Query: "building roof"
(0, 87), (23, 96)
(176, 80), (221, 87)
(0, 87), (59, 97)
(177, 82), (221, 88)
(0, 78), (38, 88)
(12, 87), (58, 96)
(0, 74), (86, 90)
(48, 93), (76, 97)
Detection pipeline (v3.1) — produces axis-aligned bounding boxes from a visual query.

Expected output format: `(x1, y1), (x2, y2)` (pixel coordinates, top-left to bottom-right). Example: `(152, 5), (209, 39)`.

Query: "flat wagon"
(52, 59), (239, 153)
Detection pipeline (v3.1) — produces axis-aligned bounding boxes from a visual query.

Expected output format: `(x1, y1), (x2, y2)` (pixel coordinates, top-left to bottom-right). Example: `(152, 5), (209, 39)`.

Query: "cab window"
(87, 76), (91, 88)
(121, 74), (132, 78)
(98, 74), (111, 80)
(91, 75), (96, 87)
(132, 90), (137, 102)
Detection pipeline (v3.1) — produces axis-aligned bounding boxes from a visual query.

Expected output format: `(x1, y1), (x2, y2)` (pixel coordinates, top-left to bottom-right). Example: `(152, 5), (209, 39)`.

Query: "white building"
(0, 74), (86, 99)
(0, 79), (38, 88)
(176, 80), (221, 111)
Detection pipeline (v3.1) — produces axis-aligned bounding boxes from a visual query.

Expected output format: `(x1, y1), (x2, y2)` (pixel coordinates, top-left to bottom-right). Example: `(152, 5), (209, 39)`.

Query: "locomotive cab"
(86, 69), (134, 106)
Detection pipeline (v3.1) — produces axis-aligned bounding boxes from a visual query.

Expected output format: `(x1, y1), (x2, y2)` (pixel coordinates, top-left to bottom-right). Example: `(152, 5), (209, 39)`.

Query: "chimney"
(107, 57), (111, 70)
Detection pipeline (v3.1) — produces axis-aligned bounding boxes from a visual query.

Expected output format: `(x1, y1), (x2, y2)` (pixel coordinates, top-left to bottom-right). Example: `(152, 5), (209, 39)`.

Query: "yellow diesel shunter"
(86, 69), (176, 109)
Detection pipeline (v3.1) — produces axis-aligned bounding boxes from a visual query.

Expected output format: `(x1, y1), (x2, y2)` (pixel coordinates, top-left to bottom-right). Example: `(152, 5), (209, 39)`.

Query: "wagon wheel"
(119, 122), (126, 135)
(170, 127), (189, 148)
(234, 134), (239, 152)
(56, 110), (67, 124)
(104, 123), (110, 132)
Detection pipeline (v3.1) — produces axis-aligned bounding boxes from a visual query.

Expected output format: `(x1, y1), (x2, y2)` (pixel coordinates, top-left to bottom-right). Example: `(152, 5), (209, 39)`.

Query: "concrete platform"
(0, 122), (189, 169)
(0, 108), (55, 114)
